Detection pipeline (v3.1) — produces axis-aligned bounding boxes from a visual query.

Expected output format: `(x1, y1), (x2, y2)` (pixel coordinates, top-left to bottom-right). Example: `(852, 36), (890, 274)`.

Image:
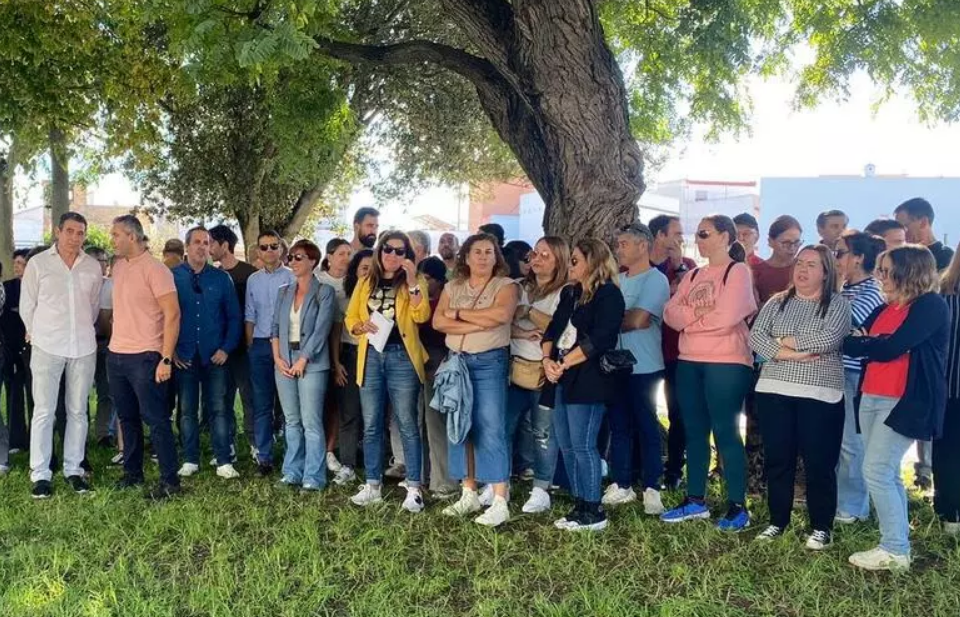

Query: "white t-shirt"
(316, 270), (356, 345)
(510, 286), (563, 361)
(99, 277), (114, 310)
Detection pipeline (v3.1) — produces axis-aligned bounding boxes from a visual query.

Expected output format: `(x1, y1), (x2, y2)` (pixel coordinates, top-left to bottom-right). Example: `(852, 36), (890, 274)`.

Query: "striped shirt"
(750, 293), (852, 403)
(841, 277), (886, 372)
(944, 290), (960, 399)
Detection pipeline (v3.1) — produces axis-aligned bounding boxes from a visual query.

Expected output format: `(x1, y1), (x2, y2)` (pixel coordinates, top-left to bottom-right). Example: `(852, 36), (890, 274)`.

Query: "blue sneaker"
(660, 498), (711, 523)
(716, 504), (750, 532)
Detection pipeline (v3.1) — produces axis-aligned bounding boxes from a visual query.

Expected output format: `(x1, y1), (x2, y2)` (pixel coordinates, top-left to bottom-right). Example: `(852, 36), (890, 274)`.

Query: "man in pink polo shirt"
(108, 215), (182, 499)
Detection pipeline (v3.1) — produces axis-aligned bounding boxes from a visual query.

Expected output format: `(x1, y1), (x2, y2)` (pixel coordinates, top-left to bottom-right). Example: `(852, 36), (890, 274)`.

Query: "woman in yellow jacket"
(345, 231), (432, 512)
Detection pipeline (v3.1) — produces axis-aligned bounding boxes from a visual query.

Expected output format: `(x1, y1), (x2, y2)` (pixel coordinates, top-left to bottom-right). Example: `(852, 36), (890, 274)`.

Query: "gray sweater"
(750, 293), (852, 400)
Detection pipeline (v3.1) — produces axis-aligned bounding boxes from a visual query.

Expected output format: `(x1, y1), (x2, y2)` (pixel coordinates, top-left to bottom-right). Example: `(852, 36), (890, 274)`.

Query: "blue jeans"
(609, 371), (664, 490)
(551, 384), (606, 503)
(177, 355), (230, 466)
(837, 369), (869, 519)
(506, 384), (559, 490)
(359, 345), (422, 487)
(248, 338), (277, 464)
(275, 368), (329, 488)
(860, 394), (913, 557)
(108, 351), (180, 486)
(449, 347), (509, 484)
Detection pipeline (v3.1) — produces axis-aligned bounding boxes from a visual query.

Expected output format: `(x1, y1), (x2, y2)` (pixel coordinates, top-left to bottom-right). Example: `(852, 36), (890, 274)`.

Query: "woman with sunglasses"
(541, 239), (625, 531)
(749, 245), (851, 550)
(662, 214), (757, 531)
(270, 240), (337, 491)
(833, 231), (886, 525)
(504, 236), (570, 515)
(346, 232), (431, 513)
(315, 238), (357, 485)
(434, 233), (519, 527)
(843, 246), (948, 571)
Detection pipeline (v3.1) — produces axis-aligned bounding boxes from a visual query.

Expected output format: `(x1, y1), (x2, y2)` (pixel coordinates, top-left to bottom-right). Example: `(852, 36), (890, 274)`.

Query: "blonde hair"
(941, 240), (960, 295)
(574, 238), (619, 305)
(884, 244), (939, 304)
(523, 236), (570, 302)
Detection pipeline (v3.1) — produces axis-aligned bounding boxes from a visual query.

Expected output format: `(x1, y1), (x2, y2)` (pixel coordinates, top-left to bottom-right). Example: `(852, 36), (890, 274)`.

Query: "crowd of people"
(1, 198), (958, 573)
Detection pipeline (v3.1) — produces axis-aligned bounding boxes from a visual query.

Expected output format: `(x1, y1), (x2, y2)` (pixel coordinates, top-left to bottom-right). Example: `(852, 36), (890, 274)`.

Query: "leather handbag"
(510, 355), (545, 390)
(599, 334), (636, 376)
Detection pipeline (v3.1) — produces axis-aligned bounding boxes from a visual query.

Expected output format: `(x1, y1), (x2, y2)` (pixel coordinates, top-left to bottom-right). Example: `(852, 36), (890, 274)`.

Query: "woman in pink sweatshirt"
(660, 214), (758, 531)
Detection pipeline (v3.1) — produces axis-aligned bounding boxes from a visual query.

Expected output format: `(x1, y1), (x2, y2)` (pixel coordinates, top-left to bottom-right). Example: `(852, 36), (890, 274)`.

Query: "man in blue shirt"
(245, 230), (295, 476)
(605, 222), (671, 514)
(172, 227), (241, 479)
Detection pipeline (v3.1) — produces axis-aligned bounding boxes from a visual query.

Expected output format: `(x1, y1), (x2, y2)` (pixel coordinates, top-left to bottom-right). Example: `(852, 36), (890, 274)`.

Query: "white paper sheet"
(368, 311), (395, 353)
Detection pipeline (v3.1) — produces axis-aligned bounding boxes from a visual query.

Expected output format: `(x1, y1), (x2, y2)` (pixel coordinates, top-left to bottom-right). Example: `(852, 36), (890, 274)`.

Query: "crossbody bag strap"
(457, 277), (496, 353)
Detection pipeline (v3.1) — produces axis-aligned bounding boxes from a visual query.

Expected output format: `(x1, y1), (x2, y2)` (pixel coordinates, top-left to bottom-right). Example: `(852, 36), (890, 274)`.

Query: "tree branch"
(313, 37), (500, 90)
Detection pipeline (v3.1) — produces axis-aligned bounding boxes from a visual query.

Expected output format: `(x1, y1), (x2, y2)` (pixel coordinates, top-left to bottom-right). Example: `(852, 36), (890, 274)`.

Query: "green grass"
(2, 433), (960, 616)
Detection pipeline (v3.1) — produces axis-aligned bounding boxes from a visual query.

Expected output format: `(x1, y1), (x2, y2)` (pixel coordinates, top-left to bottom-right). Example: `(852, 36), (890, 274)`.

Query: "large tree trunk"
(316, 1), (643, 242)
(0, 135), (17, 278)
(236, 210), (261, 259)
(446, 1), (643, 241)
(49, 127), (70, 231)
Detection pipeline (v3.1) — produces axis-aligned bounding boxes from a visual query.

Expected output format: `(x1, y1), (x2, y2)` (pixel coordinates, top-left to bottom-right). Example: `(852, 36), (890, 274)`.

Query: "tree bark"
(237, 210), (261, 259)
(49, 128), (71, 231)
(281, 185), (325, 242)
(316, 1), (644, 242)
(0, 135), (17, 279)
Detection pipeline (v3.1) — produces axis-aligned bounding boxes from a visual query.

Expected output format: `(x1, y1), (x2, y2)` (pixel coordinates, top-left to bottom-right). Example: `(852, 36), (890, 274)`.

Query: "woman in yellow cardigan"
(345, 231), (432, 512)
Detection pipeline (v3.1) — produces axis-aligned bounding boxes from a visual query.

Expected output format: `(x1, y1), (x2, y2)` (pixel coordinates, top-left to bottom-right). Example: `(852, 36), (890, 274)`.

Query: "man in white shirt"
(20, 212), (103, 498)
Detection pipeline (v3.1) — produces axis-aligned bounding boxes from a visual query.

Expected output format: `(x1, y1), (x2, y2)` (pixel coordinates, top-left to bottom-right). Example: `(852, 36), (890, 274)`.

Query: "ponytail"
(728, 240), (746, 263)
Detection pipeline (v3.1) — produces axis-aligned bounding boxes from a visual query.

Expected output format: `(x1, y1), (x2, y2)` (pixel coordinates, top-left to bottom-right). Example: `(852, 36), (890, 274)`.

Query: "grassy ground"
(2, 425), (960, 616)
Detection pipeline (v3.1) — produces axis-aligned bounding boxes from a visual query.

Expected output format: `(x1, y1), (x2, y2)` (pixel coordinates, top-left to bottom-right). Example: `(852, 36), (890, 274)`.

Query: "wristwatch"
(161, 357), (172, 366)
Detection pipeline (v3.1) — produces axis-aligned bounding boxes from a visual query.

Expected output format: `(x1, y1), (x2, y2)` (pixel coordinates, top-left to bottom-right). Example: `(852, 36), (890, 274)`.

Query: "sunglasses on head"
(286, 253), (309, 263)
(381, 245), (406, 256)
(259, 243), (280, 251)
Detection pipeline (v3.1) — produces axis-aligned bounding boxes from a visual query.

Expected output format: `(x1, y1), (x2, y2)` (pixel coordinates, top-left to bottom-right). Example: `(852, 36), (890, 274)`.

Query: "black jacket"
(843, 292), (949, 440)
(541, 281), (625, 406)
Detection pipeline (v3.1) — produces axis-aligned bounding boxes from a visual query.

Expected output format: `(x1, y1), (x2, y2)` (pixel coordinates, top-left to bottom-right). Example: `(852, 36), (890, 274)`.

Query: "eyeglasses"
(528, 250), (550, 261)
(286, 253), (309, 263)
(834, 249), (850, 259)
(777, 239), (803, 249)
(259, 243), (280, 252)
(876, 267), (890, 279)
(381, 245), (405, 256)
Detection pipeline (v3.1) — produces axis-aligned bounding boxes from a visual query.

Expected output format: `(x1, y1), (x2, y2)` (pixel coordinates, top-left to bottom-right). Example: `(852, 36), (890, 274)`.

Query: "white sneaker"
(755, 525), (784, 542)
(601, 483), (637, 506)
(848, 546), (911, 571)
(522, 487), (552, 514)
(805, 530), (832, 551)
(110, 452), (124, 465)
(326, 452), (343, 473)
(478, 484), (495, 506)
(350, 483), (383, 507)
(442, 488), (482, 517)
(402, 488), (425, 513)
(944, 521), (960, 536)
(475, 496), (510, 527)
(643, 488), (665, 515)
(216, 464), (240, 479)
(178, 463), (200, 477)
(333, 466), (356, 486)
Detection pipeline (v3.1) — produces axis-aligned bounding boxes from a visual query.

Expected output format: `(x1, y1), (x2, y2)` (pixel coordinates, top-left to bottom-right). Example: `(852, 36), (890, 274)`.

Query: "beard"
(439, 247), (455, 260)
(360, 234), (377, 248)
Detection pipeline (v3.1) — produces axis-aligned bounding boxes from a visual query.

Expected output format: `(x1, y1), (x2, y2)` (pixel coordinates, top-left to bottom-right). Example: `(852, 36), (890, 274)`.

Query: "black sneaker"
(567, 503), (608, 532)
(31, 480), (53, 499)
(67, 475), (93, 494)
(146, 483), (182, 501)
(554, 499), (583, 529)
(257, 462), (274, 477)
(114, 475), (145, 490)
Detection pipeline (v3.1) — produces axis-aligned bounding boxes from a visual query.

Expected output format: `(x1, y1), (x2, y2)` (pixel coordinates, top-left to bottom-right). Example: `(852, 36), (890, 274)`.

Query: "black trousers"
(756, 392), (844, 532)
(934, 398), (960, 523)
(2, 345), (32, 450)
(662, 360), (686, 481)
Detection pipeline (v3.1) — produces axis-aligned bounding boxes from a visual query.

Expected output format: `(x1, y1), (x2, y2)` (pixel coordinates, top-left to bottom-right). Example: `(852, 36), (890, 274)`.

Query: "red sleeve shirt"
(861, 303), (911, 398)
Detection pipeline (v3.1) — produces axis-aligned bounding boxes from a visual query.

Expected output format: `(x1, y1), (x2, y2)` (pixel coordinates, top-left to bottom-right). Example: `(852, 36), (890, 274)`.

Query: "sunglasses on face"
(834, 249), (850, 259)
(286, 253), (309, 263)
(259, 243), (280, 252)
(381, 245), (406, 256)
(695, 230), (712, 239)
